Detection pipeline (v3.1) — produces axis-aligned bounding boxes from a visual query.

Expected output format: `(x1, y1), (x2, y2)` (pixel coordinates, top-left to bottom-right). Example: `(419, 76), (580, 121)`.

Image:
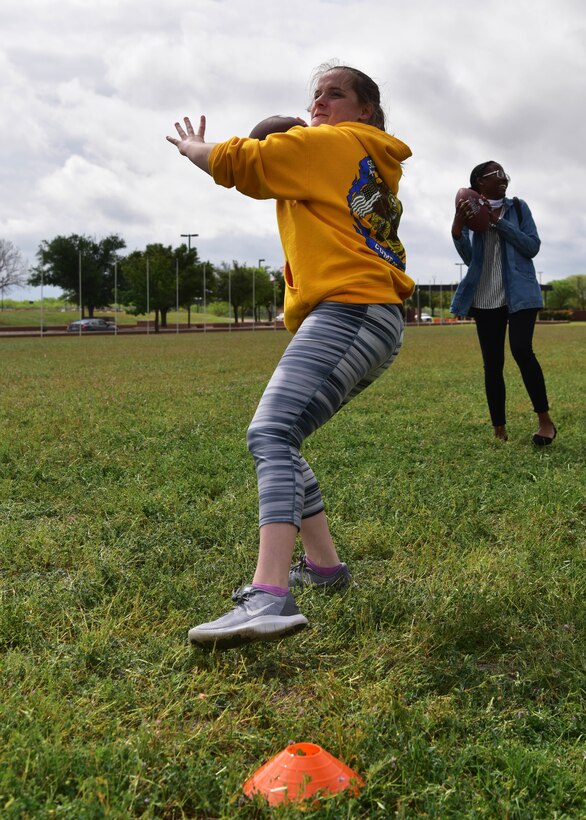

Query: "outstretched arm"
(166, 115), (216, 175)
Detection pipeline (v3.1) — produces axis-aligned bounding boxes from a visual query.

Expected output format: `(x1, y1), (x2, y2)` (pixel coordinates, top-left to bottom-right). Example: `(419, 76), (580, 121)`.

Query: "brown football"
(249, 115), (306, 140)
(455, 187), (491, 232)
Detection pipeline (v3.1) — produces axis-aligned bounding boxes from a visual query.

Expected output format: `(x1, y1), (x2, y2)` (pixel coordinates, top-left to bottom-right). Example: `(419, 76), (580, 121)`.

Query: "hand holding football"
(249, 115), (307, 140)
(455, 188), (491, 232)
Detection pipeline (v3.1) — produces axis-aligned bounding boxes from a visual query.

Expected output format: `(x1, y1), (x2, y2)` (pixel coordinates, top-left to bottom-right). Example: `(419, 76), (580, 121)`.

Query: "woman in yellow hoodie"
(167, 64), (414, 649)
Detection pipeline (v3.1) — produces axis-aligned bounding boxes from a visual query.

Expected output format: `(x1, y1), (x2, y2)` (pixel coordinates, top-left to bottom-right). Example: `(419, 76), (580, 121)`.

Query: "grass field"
(1, 323), (584, 818)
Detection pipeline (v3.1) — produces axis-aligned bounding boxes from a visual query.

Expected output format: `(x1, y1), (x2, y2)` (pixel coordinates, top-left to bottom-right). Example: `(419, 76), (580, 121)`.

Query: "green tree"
(255, 267), (284, 321)
(175, 243), (215, 326)
(548, 278), (578, 309)
(216, 262), (253, 323)
(29, 234), (126, 317)
(216, 263), (285, 323)
(121, 243), (217, 331)
(270, 267), (286, 317)
(121, 244), (174, 332)
(275, 268), (286, 303)
(194, 260), (217, 317)
(545, 274), (586, 310)
(567, 274), (586, 309)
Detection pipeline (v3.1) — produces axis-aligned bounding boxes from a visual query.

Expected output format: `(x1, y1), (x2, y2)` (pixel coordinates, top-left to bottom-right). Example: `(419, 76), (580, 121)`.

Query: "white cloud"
(1, 0), (585, 300)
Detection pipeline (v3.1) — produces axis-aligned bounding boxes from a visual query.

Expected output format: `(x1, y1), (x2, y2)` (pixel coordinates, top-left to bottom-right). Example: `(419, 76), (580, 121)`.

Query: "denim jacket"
(450, 197), (543, 316)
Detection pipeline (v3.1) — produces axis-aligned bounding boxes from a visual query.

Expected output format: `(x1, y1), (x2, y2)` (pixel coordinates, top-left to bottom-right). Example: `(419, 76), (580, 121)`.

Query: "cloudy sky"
(2, 0), (585, 299)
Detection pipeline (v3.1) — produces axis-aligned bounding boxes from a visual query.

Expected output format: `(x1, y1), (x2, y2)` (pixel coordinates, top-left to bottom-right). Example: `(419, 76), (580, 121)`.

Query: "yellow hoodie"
(209, 121), (414, 332)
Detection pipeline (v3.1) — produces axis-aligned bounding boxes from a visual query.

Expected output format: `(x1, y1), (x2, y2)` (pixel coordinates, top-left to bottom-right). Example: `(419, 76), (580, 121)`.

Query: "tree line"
(23, 234), (286, 332)
(1, 235), (585, 324)
(410, 274), (586, 316)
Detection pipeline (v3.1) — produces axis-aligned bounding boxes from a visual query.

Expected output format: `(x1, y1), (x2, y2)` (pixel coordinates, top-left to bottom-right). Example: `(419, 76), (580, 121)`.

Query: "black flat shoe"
(532, 425), (557, 446)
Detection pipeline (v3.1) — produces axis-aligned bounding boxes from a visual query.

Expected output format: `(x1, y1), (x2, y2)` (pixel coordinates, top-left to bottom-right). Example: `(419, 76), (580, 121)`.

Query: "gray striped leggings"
(246, 301), (404, 529)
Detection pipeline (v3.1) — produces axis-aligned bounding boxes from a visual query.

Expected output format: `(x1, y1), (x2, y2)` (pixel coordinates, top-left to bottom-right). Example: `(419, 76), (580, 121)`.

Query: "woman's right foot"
(532, 425), (557, 446)
(188, 586), (308, 649)
(493, 425), (508, 441)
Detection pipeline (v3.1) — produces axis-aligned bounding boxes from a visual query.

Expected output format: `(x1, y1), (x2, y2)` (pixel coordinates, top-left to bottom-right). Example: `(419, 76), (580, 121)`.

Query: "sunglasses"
(481, 169), (510, 181)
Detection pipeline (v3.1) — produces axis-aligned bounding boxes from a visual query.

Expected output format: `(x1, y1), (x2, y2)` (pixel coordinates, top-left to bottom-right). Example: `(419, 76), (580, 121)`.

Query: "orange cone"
(242, 742), (364, 806)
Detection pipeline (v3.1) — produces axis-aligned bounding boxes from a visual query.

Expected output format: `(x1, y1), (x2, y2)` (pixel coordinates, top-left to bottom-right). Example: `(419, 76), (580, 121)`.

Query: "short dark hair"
(310, 62), (386, 131)
(470, 161), (499, 192)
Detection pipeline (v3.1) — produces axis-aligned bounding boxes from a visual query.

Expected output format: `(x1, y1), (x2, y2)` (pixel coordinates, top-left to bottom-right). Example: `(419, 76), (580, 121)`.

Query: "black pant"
(473, 307), (549, 427)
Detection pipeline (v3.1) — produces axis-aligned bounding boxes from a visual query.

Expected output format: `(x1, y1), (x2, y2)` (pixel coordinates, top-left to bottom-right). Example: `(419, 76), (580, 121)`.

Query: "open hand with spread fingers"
(166, 115), (215, 173)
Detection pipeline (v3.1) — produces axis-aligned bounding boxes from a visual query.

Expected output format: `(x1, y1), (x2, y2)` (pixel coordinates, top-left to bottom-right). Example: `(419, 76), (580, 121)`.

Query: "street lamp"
(454, 261), (465, 282)
(181, 233), (199, 252)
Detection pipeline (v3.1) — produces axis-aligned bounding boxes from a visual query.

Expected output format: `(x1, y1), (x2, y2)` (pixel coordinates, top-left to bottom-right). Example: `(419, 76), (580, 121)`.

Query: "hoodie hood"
(334, 121), (412, 193)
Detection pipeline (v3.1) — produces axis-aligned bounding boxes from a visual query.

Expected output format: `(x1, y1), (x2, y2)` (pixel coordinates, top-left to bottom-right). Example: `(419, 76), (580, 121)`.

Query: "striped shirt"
(473, 228), (506, 309)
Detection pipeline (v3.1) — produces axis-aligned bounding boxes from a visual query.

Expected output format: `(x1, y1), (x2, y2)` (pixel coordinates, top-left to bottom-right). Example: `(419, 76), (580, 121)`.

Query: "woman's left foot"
(288, 556), (353, 589)
(532, 425), (557, 446)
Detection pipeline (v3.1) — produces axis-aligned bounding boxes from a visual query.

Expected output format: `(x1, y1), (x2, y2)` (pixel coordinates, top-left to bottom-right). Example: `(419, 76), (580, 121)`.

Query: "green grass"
(1, 324), (585, 818)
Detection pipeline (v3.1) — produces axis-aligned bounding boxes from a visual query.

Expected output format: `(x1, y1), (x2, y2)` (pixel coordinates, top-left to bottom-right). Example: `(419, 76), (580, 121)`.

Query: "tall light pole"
(146, 256), (150, 335)
(454, 261), (465, 282)
(203, 262), (207, 333)
(78, 249), (82, 334)
(175, 258), (179, 334)
(228, 266), (232, 332)
(429, 276), (435, 317)
(255, 258), (265, 329)
(40, 265), (44, 338)
(114, 261), (118, 335)
(181, 233), (199, 317)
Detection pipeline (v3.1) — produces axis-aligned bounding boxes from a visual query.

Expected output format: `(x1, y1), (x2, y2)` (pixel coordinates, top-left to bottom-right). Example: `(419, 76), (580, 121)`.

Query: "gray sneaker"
(288, 556), (353, 590)
(188, 585), (309, 649)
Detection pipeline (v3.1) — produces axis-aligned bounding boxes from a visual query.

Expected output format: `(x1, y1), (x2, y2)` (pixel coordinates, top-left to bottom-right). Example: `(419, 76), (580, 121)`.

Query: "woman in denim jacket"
(450, 161), (556, 445)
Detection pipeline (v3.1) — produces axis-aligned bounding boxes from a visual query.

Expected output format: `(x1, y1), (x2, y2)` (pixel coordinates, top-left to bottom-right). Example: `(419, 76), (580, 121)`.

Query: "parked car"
(67, 318), (116, 332)
(417, 313), (433, 323)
